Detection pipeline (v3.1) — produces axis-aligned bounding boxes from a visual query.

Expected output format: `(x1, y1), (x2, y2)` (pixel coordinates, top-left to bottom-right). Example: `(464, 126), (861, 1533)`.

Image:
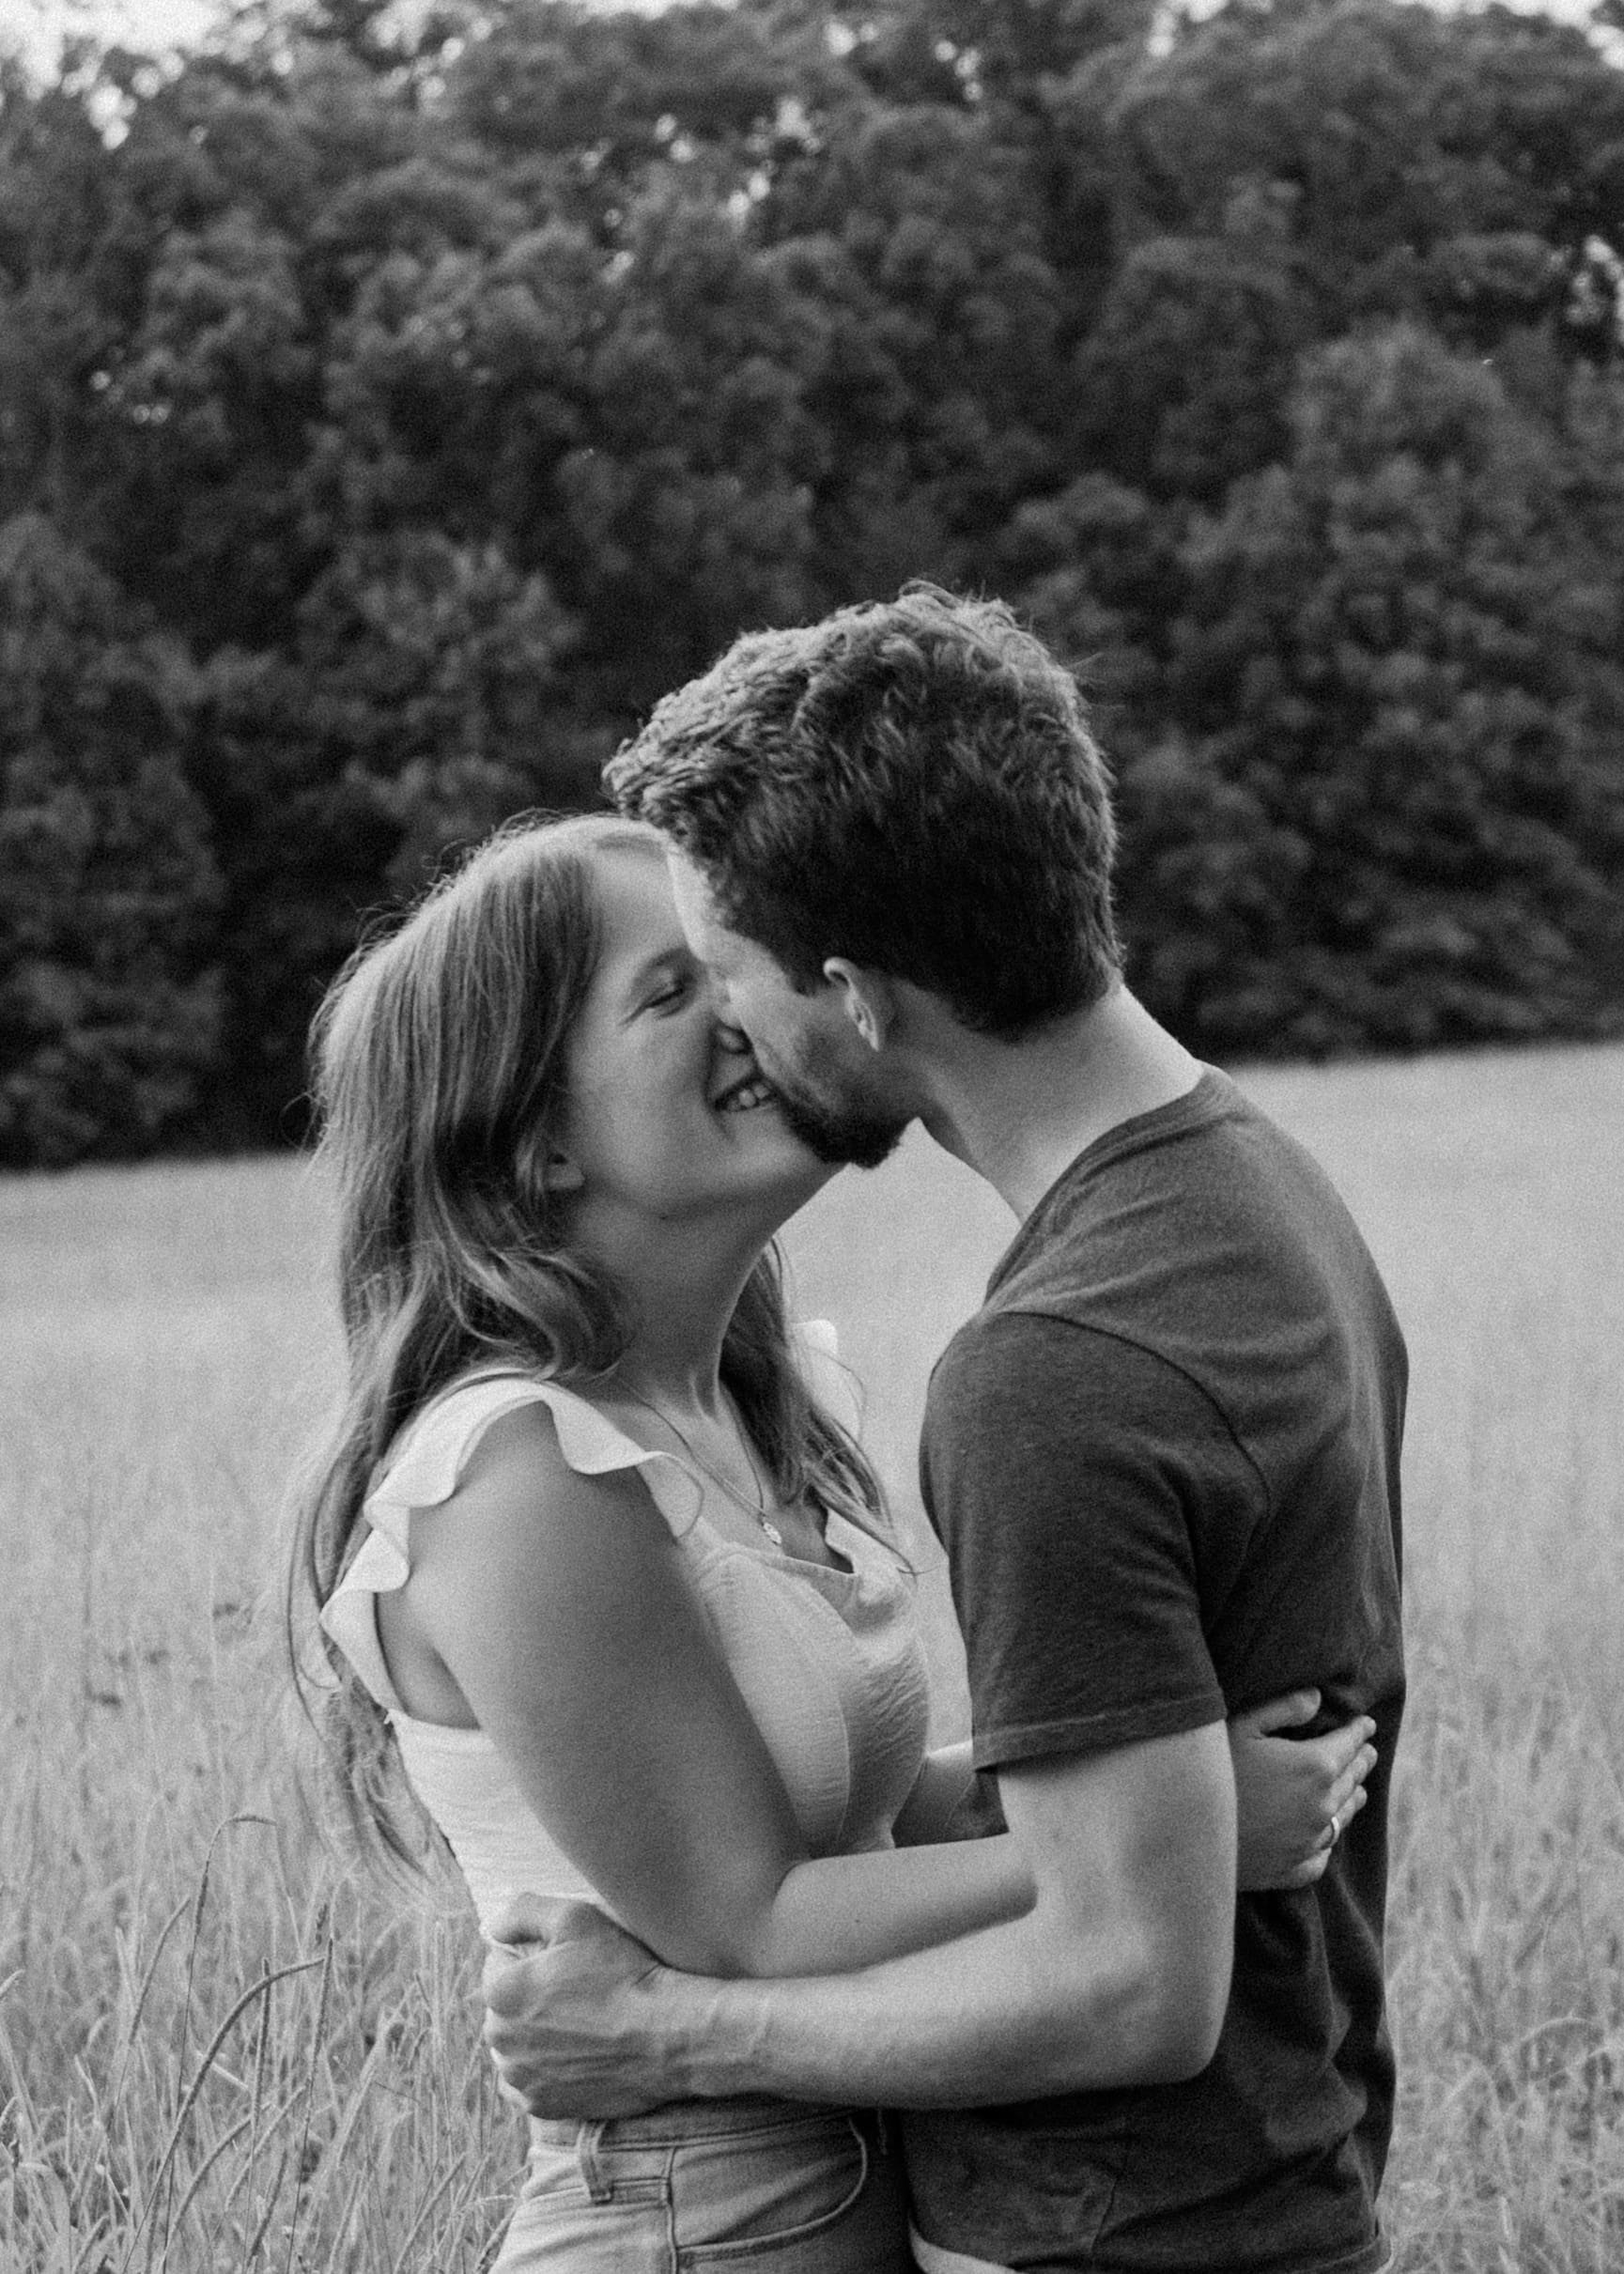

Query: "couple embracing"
(293, 587), (1405, 2274)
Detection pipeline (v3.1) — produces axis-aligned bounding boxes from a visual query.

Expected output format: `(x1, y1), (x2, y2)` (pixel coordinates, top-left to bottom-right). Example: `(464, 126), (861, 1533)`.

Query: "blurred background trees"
(3, 0), (1622, 1159)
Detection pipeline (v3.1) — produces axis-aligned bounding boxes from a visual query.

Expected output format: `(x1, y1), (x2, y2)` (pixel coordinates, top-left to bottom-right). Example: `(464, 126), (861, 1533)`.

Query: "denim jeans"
(496, 2095), (916, 2271)
(909, 2228), (1399, 2274)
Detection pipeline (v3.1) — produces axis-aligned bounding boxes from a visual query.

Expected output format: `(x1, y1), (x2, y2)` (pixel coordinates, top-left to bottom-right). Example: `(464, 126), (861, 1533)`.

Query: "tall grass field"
(3, 1044), (1621, 2271)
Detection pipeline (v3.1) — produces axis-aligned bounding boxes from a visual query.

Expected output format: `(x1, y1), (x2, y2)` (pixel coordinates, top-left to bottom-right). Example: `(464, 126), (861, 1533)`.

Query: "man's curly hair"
(604, 584), (1121, 1041)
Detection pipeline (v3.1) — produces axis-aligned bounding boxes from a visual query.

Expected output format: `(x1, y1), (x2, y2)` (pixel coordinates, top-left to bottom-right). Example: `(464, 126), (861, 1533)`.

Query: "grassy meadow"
(2, 1042), (1622, 2270)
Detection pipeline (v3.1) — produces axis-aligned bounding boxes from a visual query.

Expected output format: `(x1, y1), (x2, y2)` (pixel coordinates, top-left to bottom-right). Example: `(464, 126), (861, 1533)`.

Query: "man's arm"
(486, 1716), (1235, 2114)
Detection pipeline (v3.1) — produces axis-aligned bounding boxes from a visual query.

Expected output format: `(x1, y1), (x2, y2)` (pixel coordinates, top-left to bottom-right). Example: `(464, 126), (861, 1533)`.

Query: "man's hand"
(481, 1895), (699, 2119)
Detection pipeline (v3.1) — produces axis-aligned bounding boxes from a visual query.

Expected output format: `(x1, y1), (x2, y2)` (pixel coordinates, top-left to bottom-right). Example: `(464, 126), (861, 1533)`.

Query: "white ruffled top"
(319, 1326), (932, 1938)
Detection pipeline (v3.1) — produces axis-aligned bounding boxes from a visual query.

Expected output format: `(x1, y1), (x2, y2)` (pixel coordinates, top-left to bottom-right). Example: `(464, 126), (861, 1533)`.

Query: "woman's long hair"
(286, 812), (888, 1873)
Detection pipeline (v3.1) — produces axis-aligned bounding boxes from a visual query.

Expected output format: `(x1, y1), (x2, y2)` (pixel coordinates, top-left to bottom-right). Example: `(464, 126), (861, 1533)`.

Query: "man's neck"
(913, 985), (1203, 1222)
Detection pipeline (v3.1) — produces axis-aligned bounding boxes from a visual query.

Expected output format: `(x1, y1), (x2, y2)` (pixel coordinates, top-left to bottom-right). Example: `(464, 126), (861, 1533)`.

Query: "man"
(485, 586), (1406, 2274)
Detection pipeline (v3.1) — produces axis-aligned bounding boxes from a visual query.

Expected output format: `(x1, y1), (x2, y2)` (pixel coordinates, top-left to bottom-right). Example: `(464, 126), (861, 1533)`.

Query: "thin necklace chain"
(618, 1388), (786, 1550)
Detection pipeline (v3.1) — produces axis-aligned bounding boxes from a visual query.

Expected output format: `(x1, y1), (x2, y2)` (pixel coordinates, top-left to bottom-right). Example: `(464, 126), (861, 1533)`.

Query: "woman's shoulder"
(368, 1368), (704, 1539)
(321, 1369), (707, 1703)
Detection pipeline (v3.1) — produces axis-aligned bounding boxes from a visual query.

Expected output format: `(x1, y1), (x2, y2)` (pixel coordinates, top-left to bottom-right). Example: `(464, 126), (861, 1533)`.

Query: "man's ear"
(822, 959), (893, 1053)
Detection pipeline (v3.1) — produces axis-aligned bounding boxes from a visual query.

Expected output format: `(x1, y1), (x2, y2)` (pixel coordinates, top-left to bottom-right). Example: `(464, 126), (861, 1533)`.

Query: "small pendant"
(758, 1516), (784, 1549)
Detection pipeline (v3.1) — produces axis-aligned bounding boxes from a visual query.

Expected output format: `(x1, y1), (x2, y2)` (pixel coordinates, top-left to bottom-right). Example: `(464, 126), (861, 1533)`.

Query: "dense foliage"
(3, 0), (1622, 1160)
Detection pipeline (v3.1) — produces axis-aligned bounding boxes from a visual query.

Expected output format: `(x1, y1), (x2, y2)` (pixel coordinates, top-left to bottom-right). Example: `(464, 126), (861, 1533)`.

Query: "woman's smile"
(710, 1064), (779, 1117)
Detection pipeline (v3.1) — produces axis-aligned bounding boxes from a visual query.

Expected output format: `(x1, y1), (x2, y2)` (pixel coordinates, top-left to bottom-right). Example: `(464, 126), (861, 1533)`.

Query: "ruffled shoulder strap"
(318, 1371), (704, 1711)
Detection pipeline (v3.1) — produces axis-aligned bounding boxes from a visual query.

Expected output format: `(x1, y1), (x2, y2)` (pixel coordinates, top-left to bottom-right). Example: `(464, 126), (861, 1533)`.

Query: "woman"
(290, 813), (1374, 2270)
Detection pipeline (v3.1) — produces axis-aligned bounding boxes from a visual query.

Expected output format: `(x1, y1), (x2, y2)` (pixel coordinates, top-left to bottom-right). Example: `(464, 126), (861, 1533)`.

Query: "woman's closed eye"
(642, 963), (701, 1013)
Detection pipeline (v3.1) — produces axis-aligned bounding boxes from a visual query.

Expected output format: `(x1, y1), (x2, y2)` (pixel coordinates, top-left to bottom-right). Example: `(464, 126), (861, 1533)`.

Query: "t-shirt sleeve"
(921, 1310), (1254, 1771)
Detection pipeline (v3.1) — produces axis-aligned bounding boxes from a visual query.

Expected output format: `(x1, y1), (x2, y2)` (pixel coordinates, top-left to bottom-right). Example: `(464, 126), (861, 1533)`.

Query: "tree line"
(3, 0), (1623, 1166)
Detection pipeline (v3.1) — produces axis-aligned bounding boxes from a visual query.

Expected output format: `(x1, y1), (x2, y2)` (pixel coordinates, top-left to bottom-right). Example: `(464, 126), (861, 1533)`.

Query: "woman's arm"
(1229, 1690), (1377, 1891)
(389, 1404), (1034, 1980)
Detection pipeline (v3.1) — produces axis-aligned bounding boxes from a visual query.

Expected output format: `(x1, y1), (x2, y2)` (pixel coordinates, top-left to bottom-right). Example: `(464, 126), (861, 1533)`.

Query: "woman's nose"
(713, 1018), (751, 1058)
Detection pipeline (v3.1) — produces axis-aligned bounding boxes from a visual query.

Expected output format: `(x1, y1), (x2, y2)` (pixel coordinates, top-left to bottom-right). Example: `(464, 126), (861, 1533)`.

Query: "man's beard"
(767, 1065), (907, 1171)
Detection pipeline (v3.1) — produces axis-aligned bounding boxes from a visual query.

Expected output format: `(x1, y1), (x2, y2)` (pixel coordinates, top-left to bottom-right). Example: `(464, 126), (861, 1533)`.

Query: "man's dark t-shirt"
(905, 1070), (1406, 2274)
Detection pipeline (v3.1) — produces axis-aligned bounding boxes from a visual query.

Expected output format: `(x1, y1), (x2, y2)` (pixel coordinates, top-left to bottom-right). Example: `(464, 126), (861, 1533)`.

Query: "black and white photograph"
(2, 0), (1621, 2265)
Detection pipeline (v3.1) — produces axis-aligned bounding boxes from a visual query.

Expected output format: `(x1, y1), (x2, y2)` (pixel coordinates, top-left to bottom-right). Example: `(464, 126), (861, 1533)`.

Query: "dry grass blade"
(115, 1957), (327, 2274)
(111, 1895), (193, 2101)
(162, 2070), (314, 2249)
(386, 2158), (472, 2274)
(242, 2144), (289, 2268)
(283, 1933), (335, 2274)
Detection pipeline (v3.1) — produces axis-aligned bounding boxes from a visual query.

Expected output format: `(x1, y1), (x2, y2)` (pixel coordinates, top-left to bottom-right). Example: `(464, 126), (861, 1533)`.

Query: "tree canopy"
(2, 0), (1621, 1159)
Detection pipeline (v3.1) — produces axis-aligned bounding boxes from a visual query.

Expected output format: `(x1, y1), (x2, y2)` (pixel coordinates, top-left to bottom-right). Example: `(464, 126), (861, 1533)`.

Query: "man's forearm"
(488, 1727), (1236, 2123)
(671, 1897), (1211, 2111)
